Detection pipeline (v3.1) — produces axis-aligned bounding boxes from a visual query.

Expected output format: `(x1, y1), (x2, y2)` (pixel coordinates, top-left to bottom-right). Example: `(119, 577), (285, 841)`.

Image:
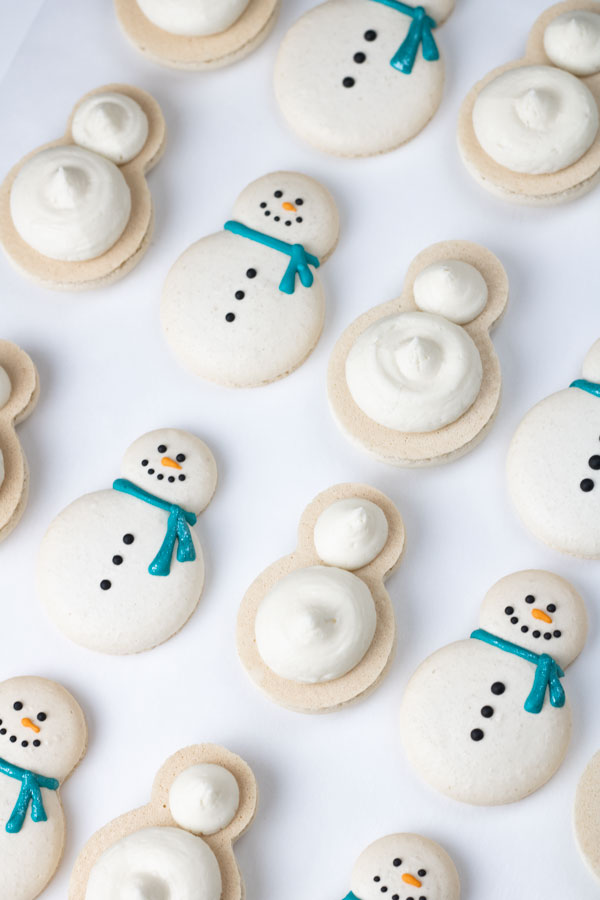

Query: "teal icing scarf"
(113, 479), (197, 577)
(571, 379), (600, 399)
(370, 0), (439, 74)
(223, 221), (320, 295)
(471, 629), (565, 715)
(0, 758), (59, 833)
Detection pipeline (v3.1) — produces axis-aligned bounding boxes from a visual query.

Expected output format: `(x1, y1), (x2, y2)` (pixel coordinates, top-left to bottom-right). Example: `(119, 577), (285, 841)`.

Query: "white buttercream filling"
(10, 145), (131, 261)
(413, 260), (488, 324)
(544, 10), (600, 76)
(255, 565), (377, 683)
(136, 0), (250, 35)
(472, 65), (599, 174)
(72, 92), (149, 164)
(314, 498), (388, 570)
(345, 311), (483, 432)
(169, 764), (239, 835)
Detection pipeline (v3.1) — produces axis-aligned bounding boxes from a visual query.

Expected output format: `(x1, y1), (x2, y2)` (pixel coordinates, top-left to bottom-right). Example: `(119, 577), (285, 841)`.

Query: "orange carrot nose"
(282, 201), (297, 211)
(402, 874), (422, 888)
(21, 718), (40, 733)
(532, 609), (552, 624)
(161, 457), (182, 470)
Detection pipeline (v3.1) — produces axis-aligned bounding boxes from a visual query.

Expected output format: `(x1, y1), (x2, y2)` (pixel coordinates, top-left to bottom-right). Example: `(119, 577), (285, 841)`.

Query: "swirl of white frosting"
(314, 499), (388, 570)
(169, 764), (240, 835)
(0, 367), (11, 410)
(136, 0), (250, 36)
(413, 260), (488, 324)
(544, 11), (600, 76)
(345, 311), (483, 432)
(72, 92), (149, 164)
(85, 827), (222, 900)
(255, 566), (377, 683)
(472, 65), (598, 174)
(10, 146), (131, 261)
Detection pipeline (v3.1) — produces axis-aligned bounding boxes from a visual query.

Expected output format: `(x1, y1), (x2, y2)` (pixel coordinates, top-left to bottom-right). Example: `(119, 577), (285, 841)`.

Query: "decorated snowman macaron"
(328, 241), (508, 465)
(344, 834), (460, 900)
(69, 744), (257, 900)
(0, 341), (38, 542)
(0, 85), (165, 290)
(458, 1), (600, 204)
(38, 428), (217, 654)
(115, 0), (280, 69)
(237, 483), (405, 713)
(275, 0), (455, 157)
(400, 570), (587, 805)
(161, 171), (339, 388)
(0, 676), (87, 900)
(507, 338), (600, 558)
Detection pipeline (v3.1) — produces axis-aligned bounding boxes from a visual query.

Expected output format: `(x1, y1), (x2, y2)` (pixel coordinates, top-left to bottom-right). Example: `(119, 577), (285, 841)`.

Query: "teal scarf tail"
(113, 479), (197, 577)
(570, 379), (600, 399)
(370, 0), (438, 74)
(471, 629), (565, 715)
(0, 759), (58, 833)
(223, 220), (320, 295)
(343, 893), (361, 900)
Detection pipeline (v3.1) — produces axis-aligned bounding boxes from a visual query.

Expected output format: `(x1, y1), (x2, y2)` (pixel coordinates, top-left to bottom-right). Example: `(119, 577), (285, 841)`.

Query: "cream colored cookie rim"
(457, 1), (600, 201)
(0, 83), (166, 290)
(236, 483), (405, 714)
(327, 241), (508, 465)
(0, 341), (39, 541)
(69, 744), (257, 900)
(574, 750), (600, 881)
(115, 0), (279, 67)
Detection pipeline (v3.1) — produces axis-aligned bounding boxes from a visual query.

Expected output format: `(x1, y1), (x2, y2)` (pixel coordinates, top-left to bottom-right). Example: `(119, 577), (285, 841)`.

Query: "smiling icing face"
(121, 428), (217, 514)
(0, 677), (86, 781)
(232, 171), (339, 260)
(478, 570), (587, 670)
(350, 834), (460, 900)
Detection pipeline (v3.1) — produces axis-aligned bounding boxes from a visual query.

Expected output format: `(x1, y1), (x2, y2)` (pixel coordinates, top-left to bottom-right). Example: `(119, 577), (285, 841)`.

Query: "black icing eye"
(176, 454), (186, 463)
(37, 712), (47, 722)
(504, 606), (514, 615)
(13, 702), (23, 711)
(123, 534), (134, 545)
(393, 859), (402, 867)
(418, 870), (427, 878)
(157, 444), (167, 453)
(274, 190), (283, 198)
(354, 51), (366, 63)
(525, 595), (535, 604)
(225, 313), (236, 323)
(260, 202), (267, 208)
(547, 604), (556, 613)
(295, 198), (304, 206)
(364, 29), (377, 40)
(581, 478), (595, 492)
(141, 459), (148, 466)
(179, 474), (186, 482)
(246, 268), (257, 279)
(342, 76), (355, 88)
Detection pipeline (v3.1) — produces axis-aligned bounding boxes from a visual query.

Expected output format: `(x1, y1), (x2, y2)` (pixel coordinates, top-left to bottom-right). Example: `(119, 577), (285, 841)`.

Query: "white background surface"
(1, 0), (600, 897)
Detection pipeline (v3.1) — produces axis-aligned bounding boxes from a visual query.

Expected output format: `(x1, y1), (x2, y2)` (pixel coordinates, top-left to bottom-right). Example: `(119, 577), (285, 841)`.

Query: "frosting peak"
(396, 336), (441, 381)
(544, 10), (600, 76)
(72, 92), (149, 164)
(45, 165), (88, 209)
(413, 259), (488, 324)
(314, 498), (389, 570)
(514, 87), (557, 130)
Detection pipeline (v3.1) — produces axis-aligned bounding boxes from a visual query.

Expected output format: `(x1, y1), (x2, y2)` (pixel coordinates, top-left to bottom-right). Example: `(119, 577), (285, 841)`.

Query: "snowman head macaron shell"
(231, 171), (340, 261)
(0, 677), (86, 782)
(121, 428), (217, 513)
(478, 570), (587, 670)
(350, 834), (460, 900)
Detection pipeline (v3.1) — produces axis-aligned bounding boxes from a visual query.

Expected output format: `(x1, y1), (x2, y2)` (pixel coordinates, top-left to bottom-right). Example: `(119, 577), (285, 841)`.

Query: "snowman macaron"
(237, 483), (405, 713)
(400, 570), (587, 805)
(508, 338), (600, 558)
(458, 1), (600, 204)
(161, 171), (339, 388)
(115, 0), (280, 70)
(274, 0), (455, 157)
(0, 677), (87, 900)
(0, 341), (39, 543)
(328, 241), (508, 466)
(0, 84), (165, 290)
(37, 428), (217, 654)
(344, 834), (460, 900)
(69, 744), (257, 900)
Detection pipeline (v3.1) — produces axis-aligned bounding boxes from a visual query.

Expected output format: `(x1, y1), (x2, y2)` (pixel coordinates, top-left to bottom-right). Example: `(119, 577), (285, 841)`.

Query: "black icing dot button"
(364, 29), (377, 40)
(580, 478), (595, 492)
(354, 51), (366, 63)
(123, 534), (134, 545)
(343, 76), (355, 88)
(235, 291), (245, 300)
(471, 728), (484, 741)
(480, 705), (494, 718)
(260, 202), (267, 208)
(225, 313), (236, 323)
(246, 268), (257, 279)
(100, 580), (112, 591)
(491, 682), (505, 695)
(112, 555), (123, 566)
(589, 455), (600, 469)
